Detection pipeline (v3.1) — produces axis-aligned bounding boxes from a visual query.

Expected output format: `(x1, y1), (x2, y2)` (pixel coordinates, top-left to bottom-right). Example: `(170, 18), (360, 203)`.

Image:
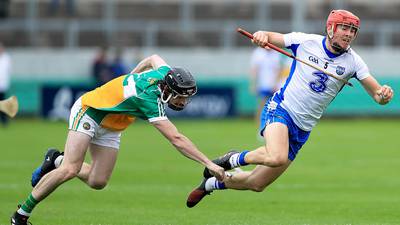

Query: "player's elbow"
(149, 54), (162, 62)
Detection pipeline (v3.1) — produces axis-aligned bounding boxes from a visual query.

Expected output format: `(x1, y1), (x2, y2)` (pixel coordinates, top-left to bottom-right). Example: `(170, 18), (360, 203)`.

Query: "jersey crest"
(336, 66), (346, 75)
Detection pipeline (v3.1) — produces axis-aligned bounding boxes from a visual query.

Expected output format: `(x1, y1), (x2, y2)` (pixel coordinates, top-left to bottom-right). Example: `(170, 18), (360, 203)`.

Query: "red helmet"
(326, 10), (360, 37)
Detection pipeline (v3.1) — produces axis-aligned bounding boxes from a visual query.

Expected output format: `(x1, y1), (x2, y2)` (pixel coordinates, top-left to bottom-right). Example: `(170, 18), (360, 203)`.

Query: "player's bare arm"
(152, 119), (225, 181)
(130, 54), (168, 74)
(360, 76), (394, 105)
(252, 31), (285, 48)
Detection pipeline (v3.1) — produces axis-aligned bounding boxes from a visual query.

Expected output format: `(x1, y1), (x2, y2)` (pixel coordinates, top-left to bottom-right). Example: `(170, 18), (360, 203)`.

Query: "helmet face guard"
(160, 67), (197, 111)
(328, 23), (359, 39)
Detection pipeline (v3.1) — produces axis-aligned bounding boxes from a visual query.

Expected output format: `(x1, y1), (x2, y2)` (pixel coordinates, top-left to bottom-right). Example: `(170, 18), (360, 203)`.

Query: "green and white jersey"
(80, 65), (170, 131)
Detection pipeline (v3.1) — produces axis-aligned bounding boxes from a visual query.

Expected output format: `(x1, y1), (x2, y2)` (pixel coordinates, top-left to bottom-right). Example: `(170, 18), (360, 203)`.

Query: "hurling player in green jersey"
(11, 55), (225, 225)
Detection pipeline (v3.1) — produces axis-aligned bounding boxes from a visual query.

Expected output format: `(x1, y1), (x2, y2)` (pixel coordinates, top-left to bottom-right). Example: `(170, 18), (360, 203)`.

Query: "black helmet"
(165, 67), (197, 97)
(160, 67), (197, 111)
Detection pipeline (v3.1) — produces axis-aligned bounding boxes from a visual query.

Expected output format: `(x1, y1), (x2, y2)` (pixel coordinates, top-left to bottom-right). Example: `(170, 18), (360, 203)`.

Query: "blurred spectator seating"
(2, 0), (400, 48)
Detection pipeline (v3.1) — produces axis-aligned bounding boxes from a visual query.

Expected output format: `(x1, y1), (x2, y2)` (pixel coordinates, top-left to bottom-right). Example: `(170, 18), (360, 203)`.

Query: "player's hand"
(205, 163), (225, 181)
(377, 85), (394, 105)
(252, 31), (270, 49)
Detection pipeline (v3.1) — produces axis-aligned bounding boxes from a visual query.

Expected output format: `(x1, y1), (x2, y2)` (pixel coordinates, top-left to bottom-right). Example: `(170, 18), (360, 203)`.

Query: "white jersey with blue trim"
(273, 32), (370, 131)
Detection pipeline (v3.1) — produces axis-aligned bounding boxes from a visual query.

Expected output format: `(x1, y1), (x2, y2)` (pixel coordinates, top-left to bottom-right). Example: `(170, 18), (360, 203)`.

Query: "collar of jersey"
(322, 37), (343, 58)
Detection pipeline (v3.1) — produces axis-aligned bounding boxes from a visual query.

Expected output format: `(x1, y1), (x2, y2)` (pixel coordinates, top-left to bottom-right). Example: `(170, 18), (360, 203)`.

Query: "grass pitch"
(1, 118), (399, 225)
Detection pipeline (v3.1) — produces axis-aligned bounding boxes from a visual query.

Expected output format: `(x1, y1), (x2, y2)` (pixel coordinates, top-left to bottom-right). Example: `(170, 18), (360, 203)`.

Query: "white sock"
(204, 177), (226, 191)
(17, 208), (30, 217)
(228, 153), (241, 168)
(205, 177), (217, 191)
(54, 155), (63, 168)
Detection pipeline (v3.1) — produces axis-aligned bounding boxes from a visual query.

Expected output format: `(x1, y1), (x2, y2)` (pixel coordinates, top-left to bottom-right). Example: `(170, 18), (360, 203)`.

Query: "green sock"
(20, 193), (39, 214)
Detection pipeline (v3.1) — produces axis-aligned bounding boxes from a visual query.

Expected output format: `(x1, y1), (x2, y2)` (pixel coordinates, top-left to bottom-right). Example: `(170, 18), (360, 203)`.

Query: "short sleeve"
(353, 53), (370, 80)
(133, 96), (168, 122)
(157, 65), (171, 75)
(144, 99), (168, 123)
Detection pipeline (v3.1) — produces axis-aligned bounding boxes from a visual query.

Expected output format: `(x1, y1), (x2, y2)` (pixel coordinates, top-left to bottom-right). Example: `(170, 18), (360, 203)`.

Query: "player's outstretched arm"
(360, 75), (394, 105)
(252, 31), (285, 49)
(152, 119), (225, 181)
(130, 54), (169, 74)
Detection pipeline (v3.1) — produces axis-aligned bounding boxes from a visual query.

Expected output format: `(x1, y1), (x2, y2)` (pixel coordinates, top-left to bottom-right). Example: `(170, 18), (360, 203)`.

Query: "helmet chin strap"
(331, 41), (348, 54)
(160, 88), (186, 111)
(160, 89), (172, 104)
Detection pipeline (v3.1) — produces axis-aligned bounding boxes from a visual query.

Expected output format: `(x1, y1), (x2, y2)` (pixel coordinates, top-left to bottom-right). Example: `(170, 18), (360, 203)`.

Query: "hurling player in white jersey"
(186, 9), (394, 208)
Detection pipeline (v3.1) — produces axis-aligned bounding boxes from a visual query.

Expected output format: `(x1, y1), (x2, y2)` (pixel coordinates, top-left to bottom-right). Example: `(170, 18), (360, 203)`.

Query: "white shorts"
(68, 98), (121, 150)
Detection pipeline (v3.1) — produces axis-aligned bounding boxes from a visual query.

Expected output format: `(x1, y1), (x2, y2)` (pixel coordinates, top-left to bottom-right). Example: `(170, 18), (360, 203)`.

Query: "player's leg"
(205, 120), (290, 189)
(187, 162), (290, 208)
(31, 116), (121, 191)
(203, 121), (289, 178)
(11, 130), (90, 224)
(187, 100), (292, 208)
(32, 130), (90, 199)
(203, 99), (289, 179)
(223, 162), (290, 191)
(31, 140), (119, 190)
(31, 148), (63, 187)
(12, 98), (98, 224)
(187, 122), (289, 207)
(76, 126), (121, 189)
(77, 143), (118, 189)
(243, 122), (290, 167)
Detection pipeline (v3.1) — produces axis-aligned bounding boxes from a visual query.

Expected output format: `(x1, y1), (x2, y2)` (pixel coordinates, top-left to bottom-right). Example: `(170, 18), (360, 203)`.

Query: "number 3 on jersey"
(309, 71), (328, 93)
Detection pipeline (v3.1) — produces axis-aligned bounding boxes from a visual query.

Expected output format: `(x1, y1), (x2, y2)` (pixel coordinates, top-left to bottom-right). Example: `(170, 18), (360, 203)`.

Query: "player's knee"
(87, 179), (108, 190)
(59, 166), (79, 180)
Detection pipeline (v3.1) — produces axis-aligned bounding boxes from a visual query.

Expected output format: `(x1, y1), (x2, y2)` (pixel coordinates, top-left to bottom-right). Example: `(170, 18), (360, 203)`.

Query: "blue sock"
(229, 150), (249, 168)
(238, 151), (249, 166)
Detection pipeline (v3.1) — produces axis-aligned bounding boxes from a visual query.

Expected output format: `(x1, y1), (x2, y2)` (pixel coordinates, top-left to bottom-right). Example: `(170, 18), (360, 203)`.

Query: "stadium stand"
(1, 0), (400, 48)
